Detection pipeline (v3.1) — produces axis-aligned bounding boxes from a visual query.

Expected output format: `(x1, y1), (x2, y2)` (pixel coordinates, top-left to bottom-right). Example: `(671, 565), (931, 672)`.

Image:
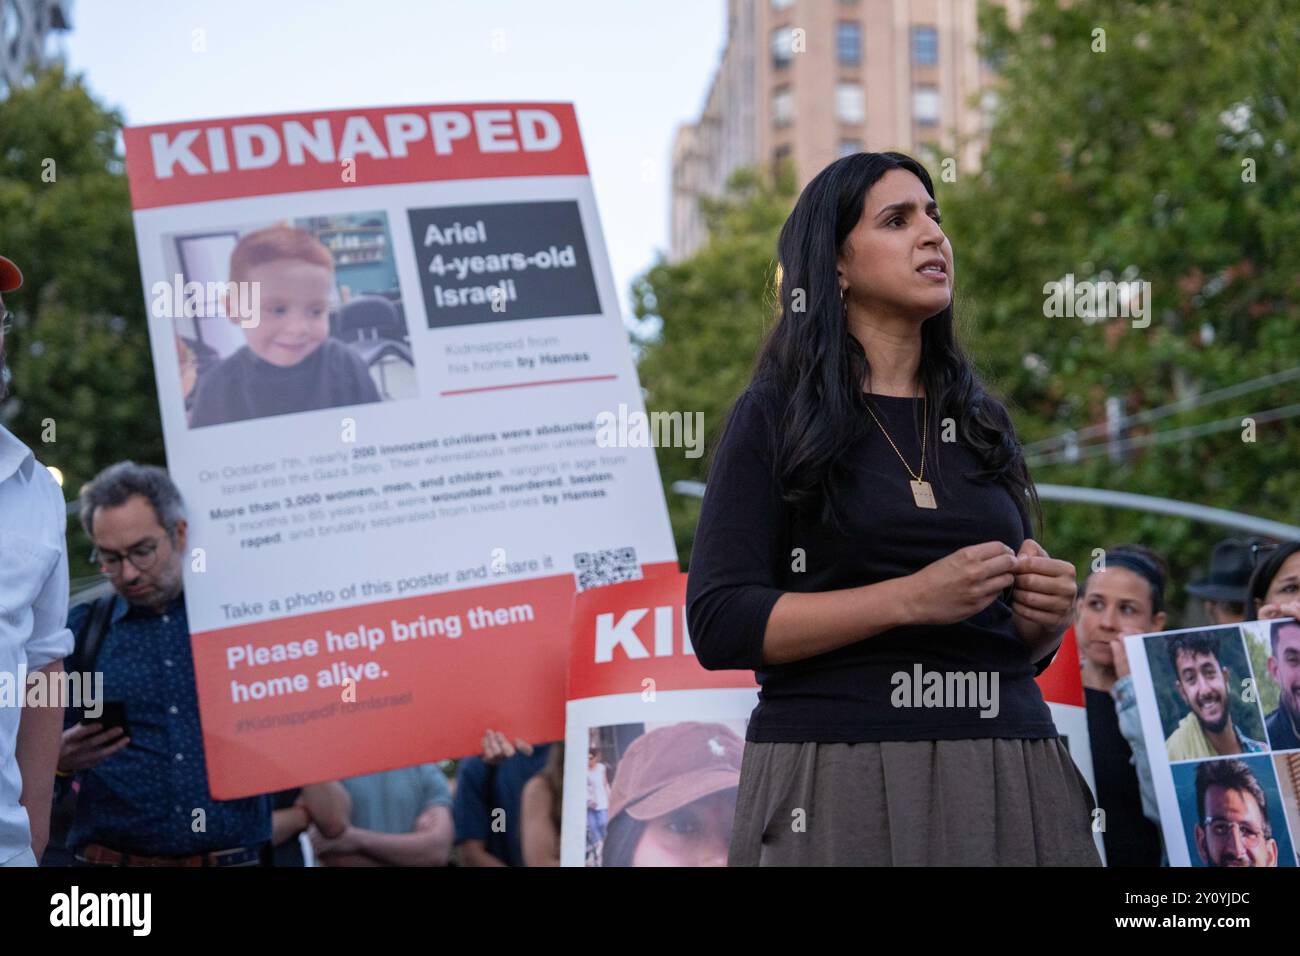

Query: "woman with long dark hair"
(685, 152), (1100, 865)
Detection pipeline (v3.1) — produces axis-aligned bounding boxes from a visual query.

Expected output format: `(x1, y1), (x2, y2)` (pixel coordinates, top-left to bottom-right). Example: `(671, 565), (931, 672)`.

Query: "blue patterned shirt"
(64, 593), (271, 856)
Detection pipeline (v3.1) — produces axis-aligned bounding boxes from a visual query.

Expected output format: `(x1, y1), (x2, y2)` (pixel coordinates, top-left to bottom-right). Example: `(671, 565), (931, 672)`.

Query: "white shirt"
(587, 763), (609, 811)
(0, 425), (72, 864)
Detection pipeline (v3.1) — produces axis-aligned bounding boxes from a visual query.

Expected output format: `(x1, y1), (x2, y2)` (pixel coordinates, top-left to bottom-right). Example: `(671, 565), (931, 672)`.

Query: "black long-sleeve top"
(1084, 687), (1164, 865)
(685, 382), (1061, 743)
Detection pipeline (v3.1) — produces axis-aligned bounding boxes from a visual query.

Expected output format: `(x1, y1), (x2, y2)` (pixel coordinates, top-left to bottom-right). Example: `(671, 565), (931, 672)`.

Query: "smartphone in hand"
(81, 700), (130, 739)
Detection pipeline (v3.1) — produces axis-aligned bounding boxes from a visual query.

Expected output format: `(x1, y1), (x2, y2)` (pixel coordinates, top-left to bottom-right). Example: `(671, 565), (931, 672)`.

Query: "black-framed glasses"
(1204, 817), (1265, 846)
(91, 539), (164, 575)
(0, 310), (13, 336)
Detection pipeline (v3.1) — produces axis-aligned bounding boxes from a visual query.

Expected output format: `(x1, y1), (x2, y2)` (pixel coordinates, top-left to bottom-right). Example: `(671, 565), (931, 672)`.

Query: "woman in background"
(1246, 541), (1300, 751)
(1077, 544), (1169, 866)
(1246, 541), (1300, 622)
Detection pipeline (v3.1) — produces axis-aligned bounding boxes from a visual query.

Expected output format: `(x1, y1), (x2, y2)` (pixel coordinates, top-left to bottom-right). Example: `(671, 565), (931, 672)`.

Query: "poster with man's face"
(1127, 619), (1300, 866)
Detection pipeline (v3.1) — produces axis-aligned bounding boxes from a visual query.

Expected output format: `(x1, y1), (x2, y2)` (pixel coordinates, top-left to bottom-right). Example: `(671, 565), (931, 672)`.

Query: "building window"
(772, 143), (793, 172)
(836, 82), (864, 123)
(772, 27), (794, 68)
(913, 86), (940, 126)
(772, 87), (793, 128)
(772, 0), (794, 9)
(836, 21), (861, 66)
(911, 26), (938, 66)
(838, 139), (861, 158)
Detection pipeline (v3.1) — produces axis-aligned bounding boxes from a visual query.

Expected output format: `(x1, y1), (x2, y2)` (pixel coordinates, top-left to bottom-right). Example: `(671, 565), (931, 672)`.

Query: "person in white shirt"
(0, 253), (74, 866)
(586, 748), (610, 860)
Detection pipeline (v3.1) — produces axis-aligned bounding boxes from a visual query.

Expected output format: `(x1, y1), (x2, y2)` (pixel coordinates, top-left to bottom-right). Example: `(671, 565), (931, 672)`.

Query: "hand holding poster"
(123, 103), (678, 798)
(1126, 618), (1300, 866)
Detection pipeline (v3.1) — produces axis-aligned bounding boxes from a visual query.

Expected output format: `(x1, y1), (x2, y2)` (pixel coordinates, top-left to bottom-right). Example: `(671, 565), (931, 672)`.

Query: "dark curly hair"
(1166, 629), (1224, 677)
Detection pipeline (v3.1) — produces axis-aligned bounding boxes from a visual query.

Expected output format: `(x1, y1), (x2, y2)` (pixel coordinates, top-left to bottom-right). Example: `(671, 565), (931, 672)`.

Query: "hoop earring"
(840, 285), (847, 319)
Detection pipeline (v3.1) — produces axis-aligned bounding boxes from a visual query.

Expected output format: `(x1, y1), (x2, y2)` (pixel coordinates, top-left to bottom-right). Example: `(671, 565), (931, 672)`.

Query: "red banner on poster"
(124, 103), (589, 209)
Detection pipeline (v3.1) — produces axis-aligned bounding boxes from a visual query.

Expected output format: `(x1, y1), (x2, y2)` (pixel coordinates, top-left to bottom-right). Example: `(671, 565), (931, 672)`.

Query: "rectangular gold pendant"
(910, 480), (937, 509)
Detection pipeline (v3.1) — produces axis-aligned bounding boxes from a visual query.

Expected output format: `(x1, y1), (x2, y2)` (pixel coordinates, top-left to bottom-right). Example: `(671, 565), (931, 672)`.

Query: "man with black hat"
(1, 253), (75, 866)
(1188, 539), (1256, 626)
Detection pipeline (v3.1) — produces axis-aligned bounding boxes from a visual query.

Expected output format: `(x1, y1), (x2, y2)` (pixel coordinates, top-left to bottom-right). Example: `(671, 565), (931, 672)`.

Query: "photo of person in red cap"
(592, 721), (743, 867)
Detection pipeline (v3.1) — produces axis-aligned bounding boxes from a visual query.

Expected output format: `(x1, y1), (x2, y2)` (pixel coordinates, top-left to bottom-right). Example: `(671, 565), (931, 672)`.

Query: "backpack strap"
(53, 594), (116, 808)
(71, 594), (116, 674)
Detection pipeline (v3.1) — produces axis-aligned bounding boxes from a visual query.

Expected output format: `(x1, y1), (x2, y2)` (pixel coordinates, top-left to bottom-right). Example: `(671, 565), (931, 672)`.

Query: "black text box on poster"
(408, 200), (602, 329)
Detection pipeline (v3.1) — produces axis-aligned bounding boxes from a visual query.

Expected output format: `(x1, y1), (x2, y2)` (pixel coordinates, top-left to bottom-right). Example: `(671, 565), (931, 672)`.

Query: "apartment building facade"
(671, 0), (1026, 259)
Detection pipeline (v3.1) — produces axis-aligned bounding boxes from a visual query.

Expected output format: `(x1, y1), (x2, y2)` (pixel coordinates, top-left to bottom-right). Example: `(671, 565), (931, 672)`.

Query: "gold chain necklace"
(864, 393), (937, 509)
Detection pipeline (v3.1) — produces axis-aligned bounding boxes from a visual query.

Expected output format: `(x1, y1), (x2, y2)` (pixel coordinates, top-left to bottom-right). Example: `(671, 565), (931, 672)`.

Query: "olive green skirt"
(729, 736), (1103, 866)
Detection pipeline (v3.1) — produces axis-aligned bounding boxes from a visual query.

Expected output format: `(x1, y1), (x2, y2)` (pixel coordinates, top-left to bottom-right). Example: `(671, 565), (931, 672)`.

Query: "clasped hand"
(907, 538), (1077, 647)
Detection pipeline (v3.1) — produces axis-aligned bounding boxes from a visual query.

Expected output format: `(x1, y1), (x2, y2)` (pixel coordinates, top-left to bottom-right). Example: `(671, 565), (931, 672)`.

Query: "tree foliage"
(635, 2), (1300, 623)
(0, 66), (164, 573)
(632, 164), (795, 563)
(942, 0), (1300, 621)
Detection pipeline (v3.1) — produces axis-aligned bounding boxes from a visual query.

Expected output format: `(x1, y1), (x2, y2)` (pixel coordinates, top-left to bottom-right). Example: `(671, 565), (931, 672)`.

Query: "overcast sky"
(64, 0), (726, 317)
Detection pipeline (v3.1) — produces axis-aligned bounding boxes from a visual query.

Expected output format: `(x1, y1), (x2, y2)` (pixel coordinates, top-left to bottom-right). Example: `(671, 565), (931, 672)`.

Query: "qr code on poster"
(574, 547), (642, 592)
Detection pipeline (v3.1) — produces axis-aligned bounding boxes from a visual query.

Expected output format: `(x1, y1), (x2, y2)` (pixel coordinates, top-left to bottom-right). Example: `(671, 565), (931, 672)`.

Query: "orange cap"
(608, 721), (744, 822)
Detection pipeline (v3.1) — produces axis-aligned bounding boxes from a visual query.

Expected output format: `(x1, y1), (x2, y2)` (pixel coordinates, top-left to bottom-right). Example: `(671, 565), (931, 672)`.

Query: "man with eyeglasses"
(54, 461), (274, 866)
(0, 253), (74, 867)
(1193, 759), (1279, 867)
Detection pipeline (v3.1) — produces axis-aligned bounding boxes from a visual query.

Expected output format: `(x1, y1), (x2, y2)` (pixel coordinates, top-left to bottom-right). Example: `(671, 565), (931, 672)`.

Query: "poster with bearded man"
(1126, 620), (1300, 866)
